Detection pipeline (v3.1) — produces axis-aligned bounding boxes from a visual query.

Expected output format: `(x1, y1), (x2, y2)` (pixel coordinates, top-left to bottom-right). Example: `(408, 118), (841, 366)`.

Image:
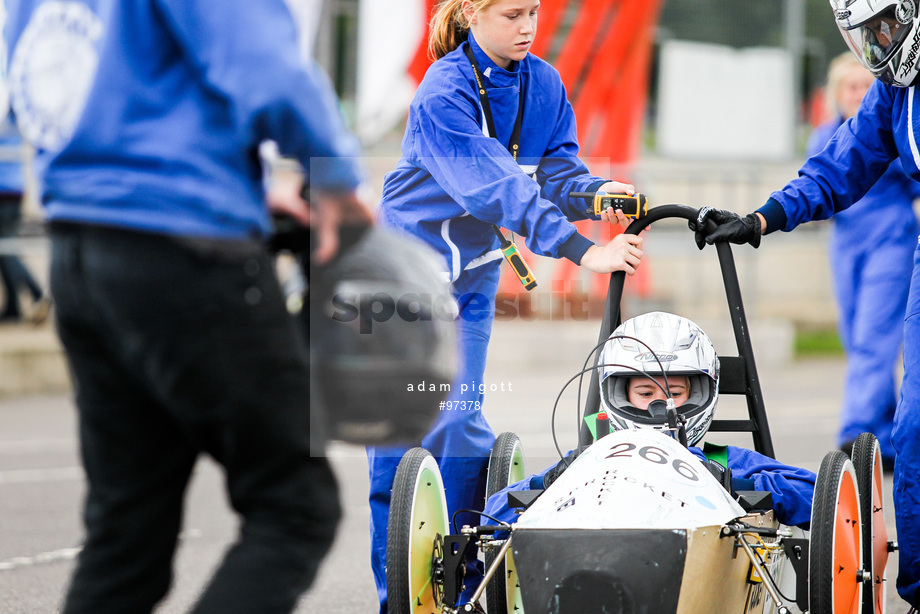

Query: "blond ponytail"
(427, 0), (497, 61)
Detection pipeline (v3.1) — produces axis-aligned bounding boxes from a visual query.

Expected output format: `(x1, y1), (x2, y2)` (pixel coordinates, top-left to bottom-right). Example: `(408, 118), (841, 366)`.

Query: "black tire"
(386, 448), (449, 614)
(851, 433), (888, 614)
(485, 433), (526, 614)
(486, 432), (526, 499)
(809, 450), (863, 614)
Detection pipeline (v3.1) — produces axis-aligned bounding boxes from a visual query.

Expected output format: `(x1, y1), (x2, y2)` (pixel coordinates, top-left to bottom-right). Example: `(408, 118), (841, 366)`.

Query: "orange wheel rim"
(834, 469), (862, 614)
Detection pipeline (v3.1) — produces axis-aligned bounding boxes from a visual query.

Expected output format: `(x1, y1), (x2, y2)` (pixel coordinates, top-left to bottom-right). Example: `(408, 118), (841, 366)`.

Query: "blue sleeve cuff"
(558, 231), (594, 264)
(756, 198), (788, 235)
(582, 180), (607, 219)
(307, 156), (366, 193)
(565, 179), (608, 220)
(587, 180), (607, 192)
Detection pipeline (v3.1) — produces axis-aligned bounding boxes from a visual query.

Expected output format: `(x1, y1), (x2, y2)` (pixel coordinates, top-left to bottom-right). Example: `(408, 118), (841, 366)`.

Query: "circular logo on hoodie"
(9, 1), (103, 151)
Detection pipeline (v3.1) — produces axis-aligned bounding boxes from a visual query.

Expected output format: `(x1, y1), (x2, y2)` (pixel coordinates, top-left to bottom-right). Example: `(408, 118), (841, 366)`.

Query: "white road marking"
(0, 439), (75, 454)
(0, 531), (203, 572)
(0, 466), (83, 484)
(0, 547), (81, 571)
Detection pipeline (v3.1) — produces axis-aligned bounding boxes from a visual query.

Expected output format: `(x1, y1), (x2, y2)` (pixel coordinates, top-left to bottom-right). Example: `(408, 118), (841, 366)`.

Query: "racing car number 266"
(604, 443), (701, 482)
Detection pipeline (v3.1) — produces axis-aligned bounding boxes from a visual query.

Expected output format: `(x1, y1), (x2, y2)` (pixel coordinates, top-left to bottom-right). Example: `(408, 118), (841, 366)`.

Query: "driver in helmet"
(484, 312), (816, 529)
(691, 0), (920, 606)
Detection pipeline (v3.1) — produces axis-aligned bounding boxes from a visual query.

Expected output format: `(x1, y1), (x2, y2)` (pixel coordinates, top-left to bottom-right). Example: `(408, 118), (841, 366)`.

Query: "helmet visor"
(840, 6), (912, 70)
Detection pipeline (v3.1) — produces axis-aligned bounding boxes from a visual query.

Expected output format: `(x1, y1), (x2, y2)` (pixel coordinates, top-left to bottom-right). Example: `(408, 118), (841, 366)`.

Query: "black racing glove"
(688, 207), (762, 250)
(542, 449), (579, 489)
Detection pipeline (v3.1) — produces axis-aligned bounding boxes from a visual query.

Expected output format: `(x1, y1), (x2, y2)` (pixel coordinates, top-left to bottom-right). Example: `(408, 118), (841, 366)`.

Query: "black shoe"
(26, 296), (51, 325)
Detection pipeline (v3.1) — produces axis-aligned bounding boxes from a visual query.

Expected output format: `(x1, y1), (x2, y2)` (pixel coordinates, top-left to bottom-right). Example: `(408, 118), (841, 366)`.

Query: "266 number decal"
(605, 443), (700, 481)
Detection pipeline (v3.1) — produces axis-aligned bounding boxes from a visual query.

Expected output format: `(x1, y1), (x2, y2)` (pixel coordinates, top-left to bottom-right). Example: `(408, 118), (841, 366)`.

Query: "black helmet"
(303, 226), (458, 445)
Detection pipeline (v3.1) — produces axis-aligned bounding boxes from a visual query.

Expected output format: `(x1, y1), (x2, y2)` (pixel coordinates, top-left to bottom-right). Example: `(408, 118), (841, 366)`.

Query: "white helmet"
(598, 312), (719, 446)
(831, 0), (920, 86)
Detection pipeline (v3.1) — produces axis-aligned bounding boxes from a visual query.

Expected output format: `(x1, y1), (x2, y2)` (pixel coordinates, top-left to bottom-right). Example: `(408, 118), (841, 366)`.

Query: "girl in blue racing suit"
(368, 0), (644, 610)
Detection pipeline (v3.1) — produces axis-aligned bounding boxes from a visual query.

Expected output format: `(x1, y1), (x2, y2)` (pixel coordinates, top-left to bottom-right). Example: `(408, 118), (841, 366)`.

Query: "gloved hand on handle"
(688, 207), (763, 250)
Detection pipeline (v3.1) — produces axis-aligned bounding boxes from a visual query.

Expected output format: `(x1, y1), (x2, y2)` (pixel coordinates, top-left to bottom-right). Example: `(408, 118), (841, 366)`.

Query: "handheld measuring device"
(491, 226), (537, 291)
(570, 191), (648, 219)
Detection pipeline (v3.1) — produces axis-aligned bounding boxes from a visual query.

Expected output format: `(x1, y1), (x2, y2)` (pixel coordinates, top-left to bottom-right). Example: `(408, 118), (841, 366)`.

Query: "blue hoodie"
(4, 0), (363, 238)
(805, 115), (920, 245)
(378, 35), (605, 281)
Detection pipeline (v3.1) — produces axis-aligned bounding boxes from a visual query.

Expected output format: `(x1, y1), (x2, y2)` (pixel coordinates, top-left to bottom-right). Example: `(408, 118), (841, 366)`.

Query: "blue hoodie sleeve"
(411, 90), (590, 259)
(766, 81), (898, 232)
(725, 446), (816, 529)
(153, 0), (364, 192)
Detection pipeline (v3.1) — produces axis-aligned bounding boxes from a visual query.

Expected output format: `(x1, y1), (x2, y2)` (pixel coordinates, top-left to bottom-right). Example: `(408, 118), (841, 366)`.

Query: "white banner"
(656, 40), (796, 160)
(356, 0), (426, 144)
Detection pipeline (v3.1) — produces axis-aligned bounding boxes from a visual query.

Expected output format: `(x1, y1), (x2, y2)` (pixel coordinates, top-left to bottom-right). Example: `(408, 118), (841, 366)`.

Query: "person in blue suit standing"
(5, 1), (370, 612)
(694, 1), (920, 607)
(368, 0), (644, 610)
(807, 51), (920, 468)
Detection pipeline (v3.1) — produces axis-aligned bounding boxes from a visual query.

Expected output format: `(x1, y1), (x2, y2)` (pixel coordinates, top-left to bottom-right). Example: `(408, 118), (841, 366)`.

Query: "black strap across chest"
(463, 44), (525, 162)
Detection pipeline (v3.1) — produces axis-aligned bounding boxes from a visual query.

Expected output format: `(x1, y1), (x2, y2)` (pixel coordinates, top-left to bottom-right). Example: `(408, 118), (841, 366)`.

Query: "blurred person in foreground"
(807, 51), (920, 469)
(5, 1), (371, 613)
(693, 0), (920, 607)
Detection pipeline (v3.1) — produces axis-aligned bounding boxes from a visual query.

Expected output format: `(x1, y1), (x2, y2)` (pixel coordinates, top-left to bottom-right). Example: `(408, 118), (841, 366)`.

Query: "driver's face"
(865, 16), (903, 47)
(627, 376), (690, 410)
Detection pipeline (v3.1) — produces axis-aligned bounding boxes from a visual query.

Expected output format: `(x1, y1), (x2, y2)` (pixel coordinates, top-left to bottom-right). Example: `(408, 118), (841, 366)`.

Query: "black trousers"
(50, 223), (340, 614)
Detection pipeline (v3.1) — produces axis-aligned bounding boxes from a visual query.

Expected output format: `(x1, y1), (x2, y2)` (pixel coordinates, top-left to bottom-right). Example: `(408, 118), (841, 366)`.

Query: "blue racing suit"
(485, 444), (817, 529)
(758, 80), (920, 606)
(806, 118), (920, 462)
(370, 34), (609, 612)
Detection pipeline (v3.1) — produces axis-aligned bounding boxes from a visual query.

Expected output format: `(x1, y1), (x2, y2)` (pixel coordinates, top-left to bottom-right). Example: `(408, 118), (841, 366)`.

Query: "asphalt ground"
(0, 318), (910, 613)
